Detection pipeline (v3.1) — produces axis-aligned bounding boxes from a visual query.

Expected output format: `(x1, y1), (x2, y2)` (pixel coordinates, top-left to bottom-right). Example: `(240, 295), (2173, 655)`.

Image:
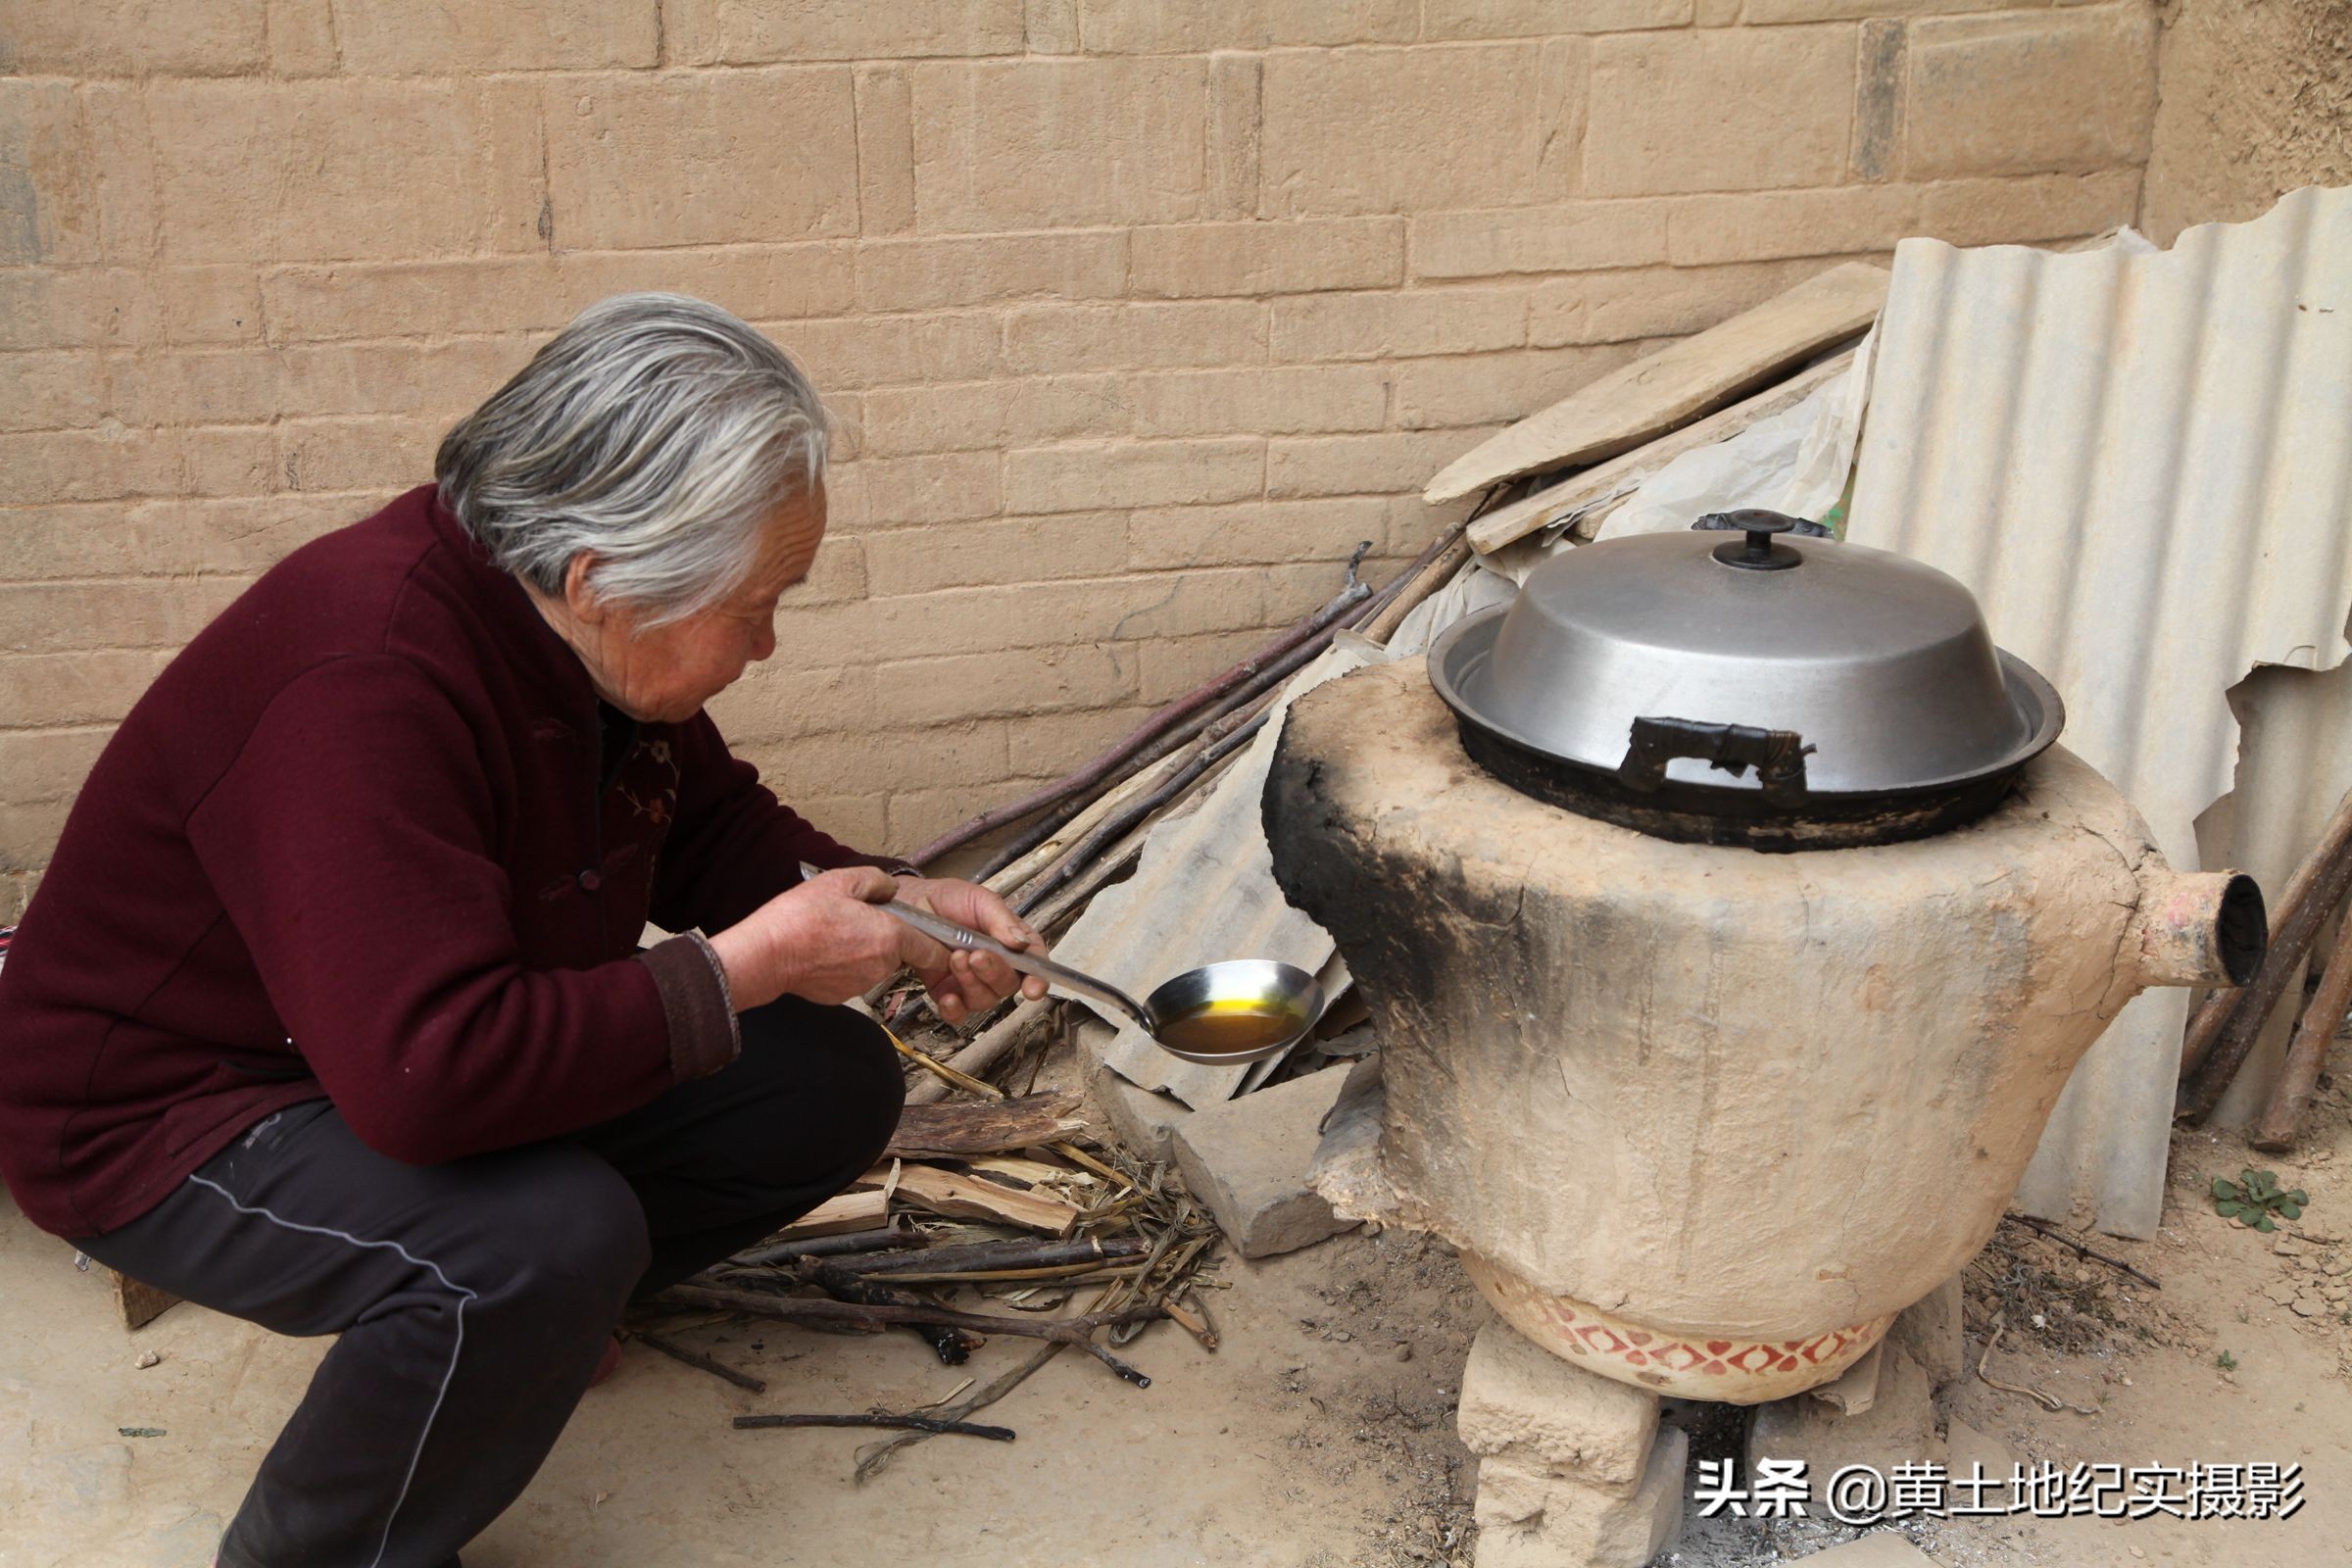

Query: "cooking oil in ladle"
(1153, 1001), (1303, 1058)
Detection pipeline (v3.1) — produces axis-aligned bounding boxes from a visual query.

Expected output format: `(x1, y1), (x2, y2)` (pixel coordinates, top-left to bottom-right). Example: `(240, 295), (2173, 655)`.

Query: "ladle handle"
(802, 863), (1159, 1035)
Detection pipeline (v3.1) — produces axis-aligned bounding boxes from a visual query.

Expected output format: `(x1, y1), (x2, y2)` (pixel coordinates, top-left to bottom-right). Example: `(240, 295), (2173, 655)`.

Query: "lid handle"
(1692, 509), (1831, 571)
(1619, 715), (1816, 807)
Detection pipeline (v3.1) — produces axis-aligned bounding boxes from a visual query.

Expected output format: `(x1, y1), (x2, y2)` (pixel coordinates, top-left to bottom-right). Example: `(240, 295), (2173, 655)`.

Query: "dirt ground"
(4, 1075), (2349, 1567)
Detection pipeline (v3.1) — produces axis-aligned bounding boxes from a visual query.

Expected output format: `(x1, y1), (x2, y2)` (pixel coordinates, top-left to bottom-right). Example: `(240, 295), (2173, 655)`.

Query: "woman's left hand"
(890, 876), (1051, 1026)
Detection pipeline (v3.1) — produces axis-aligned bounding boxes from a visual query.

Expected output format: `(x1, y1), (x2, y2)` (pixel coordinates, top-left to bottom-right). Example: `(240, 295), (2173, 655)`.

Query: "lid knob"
(1692, 509), (1829, 572)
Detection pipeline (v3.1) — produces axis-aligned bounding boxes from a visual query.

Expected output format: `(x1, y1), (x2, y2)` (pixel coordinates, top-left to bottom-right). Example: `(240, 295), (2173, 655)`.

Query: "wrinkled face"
(558, 482), (828, 724)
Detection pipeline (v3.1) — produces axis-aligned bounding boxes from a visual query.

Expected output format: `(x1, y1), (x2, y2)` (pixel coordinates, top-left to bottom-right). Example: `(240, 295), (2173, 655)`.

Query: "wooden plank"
(1426, 261), (1887, 505)
(768, 1189), (891, 1241)
(1466, 350), (1857, 556)
(110, 1268), (179, 1332)
(862, 1162), (1082, 1238)
(885, 1092), (1087, 1159)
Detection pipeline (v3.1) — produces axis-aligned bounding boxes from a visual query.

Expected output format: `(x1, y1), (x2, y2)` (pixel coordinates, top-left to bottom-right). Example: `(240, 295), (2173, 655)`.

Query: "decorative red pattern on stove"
(1520, 1296), (1886, 1383)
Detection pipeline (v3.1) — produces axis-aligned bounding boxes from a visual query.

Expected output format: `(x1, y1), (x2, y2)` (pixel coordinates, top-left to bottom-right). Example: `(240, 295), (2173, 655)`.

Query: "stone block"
(1089, 1058), (1191, 1163)
(1004, 438), (1264, 514)
(1747, 1345), (1940, 1504)
(149, 80), (484, 264)
(1408, 202), (1668, 281)
(1664, 185), (1922, 268)
(1079, 0), (1416, 53)
(909, 58), (1207, 233)
(1130, 219), (1403, 299)
(545, 69), (860, 251)
(1258, 42), (1577, 219)
(1886, 1275), (1966, 1389)
(1170, 1068), (1356, 1258)
(1457, 1321), (1662, 1494)
(1473, 1426), (1687, 1568)
(669, 0), (1026, 63)
(1808, 1343), (1884, 1416)
(1586, 28), (1857, 196)
(856, 231), (1129, 312)
(1905, 9), (2155, 180)
(330, 0), (657, 72)
(1270, 286), (1530, 364)
(1004, 301), (1268, 375)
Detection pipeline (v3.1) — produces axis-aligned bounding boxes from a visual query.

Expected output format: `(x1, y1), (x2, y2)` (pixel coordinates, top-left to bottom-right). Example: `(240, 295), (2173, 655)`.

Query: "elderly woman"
(0, 294), (1043, 1568)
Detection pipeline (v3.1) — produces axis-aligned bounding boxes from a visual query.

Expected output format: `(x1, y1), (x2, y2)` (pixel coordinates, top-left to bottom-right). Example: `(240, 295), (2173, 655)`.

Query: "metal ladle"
(808, 865), (1322, 1064)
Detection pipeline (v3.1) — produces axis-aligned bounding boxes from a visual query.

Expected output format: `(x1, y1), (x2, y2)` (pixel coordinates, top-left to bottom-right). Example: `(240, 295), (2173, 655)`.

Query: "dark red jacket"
(0, 485), (881, 1238)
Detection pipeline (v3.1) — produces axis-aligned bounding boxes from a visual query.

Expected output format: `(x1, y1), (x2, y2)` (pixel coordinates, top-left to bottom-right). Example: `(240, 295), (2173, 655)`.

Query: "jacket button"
(577, 869), (603, 893)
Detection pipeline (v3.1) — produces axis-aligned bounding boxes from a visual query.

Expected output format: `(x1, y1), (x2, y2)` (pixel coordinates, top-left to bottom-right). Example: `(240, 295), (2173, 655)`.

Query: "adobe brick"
(860, 375), (1133, 457)
(1586, 28), (1857, 196)
(1919, 170), (2141, 248)
(1131, 365), (1389, 439)
(1131, 219), (1404, 299)
(106, 347), (282, 428)
(842, 451), (1001, 531)
(1127, 497), (1390, 572)
(0, 270), (160, 351)
(1266, 427), (1496, 500)
(1003, 301), (1267, 376)
(0, 427), (180, 504)
(908, 58), (1207, 234)
(0, 577), (249, 655)
(0, 81), (96, 268)
(162, 267), (265, 346)
(1006, 706), (1161, 778)
(1905, 9), (2155, 179)
(856, 230), (1129, 312)
(1533, 258), (1870, 346)
(0, 0), (267, 75)
(471, 77), (549, 256)
(149, 80), (486, 264)
(75, 82), (161, 267)
(1208, 53), (1261, 220)
(1004, 438), (1264, 514)
(704, 664), (879, 745)
(1665, 184), (1922, 267)
(544, 69), (859, 251)
(1, 353), (107, 434)
(0, 803), (72, 875)
(1027, 0), (1081, 53)
(873, 643), (1141, 726)
(855, 67), (918, 236)
(1408, 202), (1669, 280)
(1270, 286), (1530, 363)
(266, 0), (339, 75)
(0, 498), (338, 578)
(277, 416), (439, 495)
(554, 246), (859, 325)
(1743, 0), (1985, 23)
(862, 513), (1128, 597)
(778, 312), (1004, 392)
(1259, 42), (1579, 219)
(330, 0), (656, 72)
(273, 338), (533, 420)
(1425, 0), (1692, 34)
(775, 720), (1010, 799)
(185, 425), (281, 497)
(1079, 0), (1415, 52)
(669, 0), (1026, 63)
(0, 650), (176, 727)
(0, 727), (111, 808)
(1392, 343), (1643, 432)
(1137, 628), (1279, 706)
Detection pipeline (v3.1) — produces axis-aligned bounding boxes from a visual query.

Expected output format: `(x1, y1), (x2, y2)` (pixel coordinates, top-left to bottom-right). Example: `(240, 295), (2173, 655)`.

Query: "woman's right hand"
(706, 866), (951, 1011)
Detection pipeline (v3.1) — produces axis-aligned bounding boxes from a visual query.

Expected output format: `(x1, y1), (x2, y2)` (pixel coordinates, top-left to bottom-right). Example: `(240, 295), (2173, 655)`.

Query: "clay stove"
(1263, 513), (2263, 1563)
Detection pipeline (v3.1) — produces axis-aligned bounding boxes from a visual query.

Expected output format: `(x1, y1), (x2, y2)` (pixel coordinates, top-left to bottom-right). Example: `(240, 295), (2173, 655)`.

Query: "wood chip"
(768, 1189), (891, 1241)
(885, 1092), (1088, 1159)
(1427, 261), (1887, 504)
(861, 1162), (1083, 1237)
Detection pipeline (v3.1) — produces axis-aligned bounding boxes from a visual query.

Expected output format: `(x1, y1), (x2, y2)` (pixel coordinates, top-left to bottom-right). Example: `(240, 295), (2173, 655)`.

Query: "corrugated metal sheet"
(1053, 642), (1376, 1108)
(1849, 186), (2352, 1237)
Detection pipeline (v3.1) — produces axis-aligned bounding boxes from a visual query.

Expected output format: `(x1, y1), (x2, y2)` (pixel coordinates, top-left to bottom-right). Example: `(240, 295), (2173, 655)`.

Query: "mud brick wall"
(0, 1), (2159, 915)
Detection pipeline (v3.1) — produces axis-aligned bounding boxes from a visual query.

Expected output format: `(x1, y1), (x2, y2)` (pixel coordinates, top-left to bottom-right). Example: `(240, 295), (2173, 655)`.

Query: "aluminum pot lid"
(1428, 511), (2065, 800)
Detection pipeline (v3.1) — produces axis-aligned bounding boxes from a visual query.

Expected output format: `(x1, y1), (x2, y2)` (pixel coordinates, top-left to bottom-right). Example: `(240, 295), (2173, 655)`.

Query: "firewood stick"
(886, 1090), (1083, 1155)
(1360, 523), (1474, 646)
(2251, 903), (2352, 1151)
(661, 1284), (1162, 1386)
(907, 578), (1371, 866)
(902, 999), (1052, 1107)
(838, 1234), (1151, 1277)
(2001, 1213), (2162, 1291)
(792, 1260), (981, 1365)
(2180, 829), (2352, 1119)
(732, 1412), (1014, 1441)
(731, 1223), (927, 1267)
(2180, 787), (2352, 1081)
(632, 1331), (768, 1393)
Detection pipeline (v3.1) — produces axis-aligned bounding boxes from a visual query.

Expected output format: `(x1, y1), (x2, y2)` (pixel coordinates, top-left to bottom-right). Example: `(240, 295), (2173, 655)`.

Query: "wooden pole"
(2250, 903), (2352, 1151)
(2180, 788), (2352, 1081)
(2179, 833), (2352, 1120)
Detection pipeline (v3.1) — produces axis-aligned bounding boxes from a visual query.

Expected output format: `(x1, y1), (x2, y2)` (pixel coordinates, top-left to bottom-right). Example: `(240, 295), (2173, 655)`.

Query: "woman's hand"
(892, 876), (1051, 1027)
(707, 866), (953, 1012)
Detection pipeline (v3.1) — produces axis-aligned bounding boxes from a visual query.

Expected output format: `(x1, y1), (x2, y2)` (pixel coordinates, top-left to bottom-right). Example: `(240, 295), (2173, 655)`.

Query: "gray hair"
(436, 292), (830, 624)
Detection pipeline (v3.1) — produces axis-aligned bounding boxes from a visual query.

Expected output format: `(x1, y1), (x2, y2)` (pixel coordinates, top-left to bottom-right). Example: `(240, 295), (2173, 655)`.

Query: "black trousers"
(73, 997), (903, 1568)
